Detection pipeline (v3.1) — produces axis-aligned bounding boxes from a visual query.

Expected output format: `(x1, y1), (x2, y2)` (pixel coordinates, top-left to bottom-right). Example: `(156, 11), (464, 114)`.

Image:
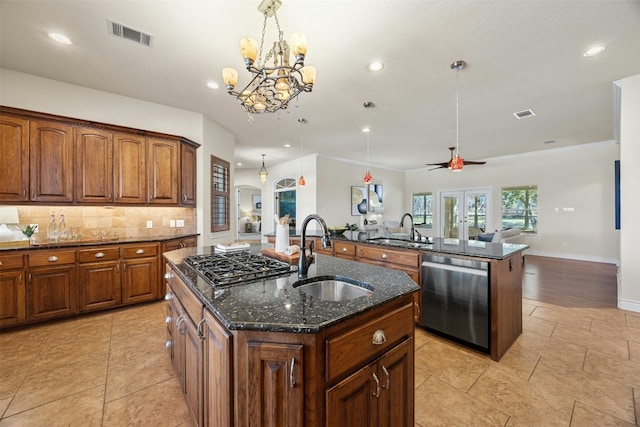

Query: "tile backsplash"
(12, 206), (197, 241)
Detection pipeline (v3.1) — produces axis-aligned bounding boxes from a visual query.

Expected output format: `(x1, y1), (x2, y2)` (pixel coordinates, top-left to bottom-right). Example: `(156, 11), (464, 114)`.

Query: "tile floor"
(1, 298), (639, 426)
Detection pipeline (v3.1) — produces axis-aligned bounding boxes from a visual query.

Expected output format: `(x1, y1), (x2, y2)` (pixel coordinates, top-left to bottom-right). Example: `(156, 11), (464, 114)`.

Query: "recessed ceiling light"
(237, 162), (242, 166)
(362, 127), (371, 133)
(583, 46), (606, 57)
(284, 144), (291, 148)
(48, 33), (72, 45)
(206, 81), (219, 89)
(368, 62), (384, 72)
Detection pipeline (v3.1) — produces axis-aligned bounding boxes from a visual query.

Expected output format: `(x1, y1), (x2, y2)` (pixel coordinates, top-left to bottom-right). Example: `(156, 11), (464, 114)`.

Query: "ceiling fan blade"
(425, 161), (449, 167)
(427, 165), (448, 171)
(462, 160), (487, 165)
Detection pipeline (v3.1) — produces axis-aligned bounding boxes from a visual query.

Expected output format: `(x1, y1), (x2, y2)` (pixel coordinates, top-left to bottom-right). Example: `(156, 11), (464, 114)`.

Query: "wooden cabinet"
(180, 142), (197, 206)
(332, 241), (356, 260)
(326, 338), (414, 427)
(29, 120), (74, 202)
(148, 138), (179, 204)
(75, 127), (114, 203)
(77, 246), (121, 312)
(121, 243), (159, 304)
(162, 236), (198, 253)
(246, 341), (304, 427)
(0, 114), (29, 202)
(0, 252), (26, 327)
(203, 309), (233, 427)
(114, 133), (147, 204)
(26, 249), (77, 321)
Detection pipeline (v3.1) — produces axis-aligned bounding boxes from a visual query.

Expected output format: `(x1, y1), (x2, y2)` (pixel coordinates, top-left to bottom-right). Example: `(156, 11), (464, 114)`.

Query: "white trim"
(526, 249), (617, 265)
(618, 298), (640, 313)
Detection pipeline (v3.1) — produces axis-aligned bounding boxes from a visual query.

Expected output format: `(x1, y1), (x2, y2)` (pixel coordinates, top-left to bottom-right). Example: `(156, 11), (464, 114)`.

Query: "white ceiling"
(1, 0), (639, 171)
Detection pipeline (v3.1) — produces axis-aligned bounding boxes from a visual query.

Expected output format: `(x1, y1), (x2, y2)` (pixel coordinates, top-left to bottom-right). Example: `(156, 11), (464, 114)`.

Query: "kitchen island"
(163, 244), (419, 427)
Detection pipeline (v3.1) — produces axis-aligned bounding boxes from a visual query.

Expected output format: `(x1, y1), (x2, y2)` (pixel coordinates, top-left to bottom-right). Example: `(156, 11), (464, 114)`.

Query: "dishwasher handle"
(422, 261), (488, 277)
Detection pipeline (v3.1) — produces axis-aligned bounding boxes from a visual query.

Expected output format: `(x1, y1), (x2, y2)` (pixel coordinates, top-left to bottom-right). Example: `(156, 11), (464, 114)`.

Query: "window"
(412, 192), (433, 228)
(501, 185), (537, 233)
(211, 155), (230, 232)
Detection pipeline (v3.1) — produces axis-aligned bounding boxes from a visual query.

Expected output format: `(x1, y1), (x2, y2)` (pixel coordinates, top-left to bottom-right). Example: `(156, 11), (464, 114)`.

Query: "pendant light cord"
(456, 68), (460, 156)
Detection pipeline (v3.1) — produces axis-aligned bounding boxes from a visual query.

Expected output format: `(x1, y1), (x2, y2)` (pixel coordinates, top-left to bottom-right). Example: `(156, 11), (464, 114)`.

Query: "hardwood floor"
(523, 255), (618, 308)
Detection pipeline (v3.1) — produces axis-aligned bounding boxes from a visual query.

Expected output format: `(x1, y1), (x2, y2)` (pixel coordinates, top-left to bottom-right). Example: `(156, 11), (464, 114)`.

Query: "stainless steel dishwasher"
(419, 254), (490, 352)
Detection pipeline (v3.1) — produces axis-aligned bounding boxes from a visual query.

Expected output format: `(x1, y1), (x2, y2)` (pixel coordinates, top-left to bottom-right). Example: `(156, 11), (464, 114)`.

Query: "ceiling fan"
(426, 147), (486, 171)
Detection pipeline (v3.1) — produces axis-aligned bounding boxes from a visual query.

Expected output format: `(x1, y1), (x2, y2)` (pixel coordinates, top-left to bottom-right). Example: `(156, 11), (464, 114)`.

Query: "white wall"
(406, 141), (619, 263)
(0, 68), (237, 247)
(619, 73), (640, 312)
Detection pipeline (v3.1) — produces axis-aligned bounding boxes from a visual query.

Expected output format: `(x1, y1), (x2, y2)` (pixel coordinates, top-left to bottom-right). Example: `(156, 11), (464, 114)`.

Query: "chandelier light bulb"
(240, 37), (258, 66)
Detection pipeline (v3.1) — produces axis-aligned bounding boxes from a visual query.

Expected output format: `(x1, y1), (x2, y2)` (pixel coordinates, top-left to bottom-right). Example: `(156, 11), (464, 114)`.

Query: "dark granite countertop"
(265, 230), (528, 260)
(0, 233), (198, 252)
(163, 243), (419, 334)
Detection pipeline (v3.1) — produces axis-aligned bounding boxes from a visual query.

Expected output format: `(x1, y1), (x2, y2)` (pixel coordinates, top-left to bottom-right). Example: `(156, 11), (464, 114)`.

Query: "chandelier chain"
(258, 14), (268, 68)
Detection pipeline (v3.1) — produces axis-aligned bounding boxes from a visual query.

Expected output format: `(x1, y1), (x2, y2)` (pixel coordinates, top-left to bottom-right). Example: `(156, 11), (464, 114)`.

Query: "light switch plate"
(169, 220), (176, 227)
(146, 220), (153, 228)
(176, 219), (185, 227)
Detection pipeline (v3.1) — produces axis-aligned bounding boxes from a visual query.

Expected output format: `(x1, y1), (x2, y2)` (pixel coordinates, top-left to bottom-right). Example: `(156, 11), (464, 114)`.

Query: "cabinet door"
(180, 142), (197, 206)
(27, 265), (78, 321)
(114, 133), (147, 204)
(204, 309), (233, 427)
(0, 269), (26, 327)
(78, 261), (121, 312)
(148, 138), (179, 204)
(75, 127), (113, 203)
(247, 341), (304, 427)
(121, 257), (158, 304)
(0, 115), (29, 202)
(326, 363), (377, 427)
(29, 120), (74, 202)
(183, 313), (203, 426)
(377, 338), (414, 427)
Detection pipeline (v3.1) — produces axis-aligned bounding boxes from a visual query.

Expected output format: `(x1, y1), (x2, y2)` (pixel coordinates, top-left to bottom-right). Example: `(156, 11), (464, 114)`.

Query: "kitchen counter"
(0, 233), (199, 251)
(163, 243), (420, 334)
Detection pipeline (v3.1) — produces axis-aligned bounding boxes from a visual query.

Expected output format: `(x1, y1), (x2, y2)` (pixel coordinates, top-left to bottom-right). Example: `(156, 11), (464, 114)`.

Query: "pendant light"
(298, 118), (306, 187)
(258, 154), (269, 183)
(363, 101), (374, 184)
(450, 60), (465, 172)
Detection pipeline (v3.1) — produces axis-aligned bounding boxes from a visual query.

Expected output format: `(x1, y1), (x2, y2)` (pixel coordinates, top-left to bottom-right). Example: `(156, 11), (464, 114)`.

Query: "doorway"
(236, 185), (262, 241)
(439, 188), (491, 240)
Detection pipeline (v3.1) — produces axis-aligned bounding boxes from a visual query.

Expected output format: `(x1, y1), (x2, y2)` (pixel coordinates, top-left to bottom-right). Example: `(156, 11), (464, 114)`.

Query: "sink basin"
(366, 237), (430, 249)
(293, 275), (373, 301)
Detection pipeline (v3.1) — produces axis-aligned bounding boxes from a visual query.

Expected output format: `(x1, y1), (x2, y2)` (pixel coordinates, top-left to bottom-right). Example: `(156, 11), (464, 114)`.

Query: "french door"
(440, 188), (491, 240)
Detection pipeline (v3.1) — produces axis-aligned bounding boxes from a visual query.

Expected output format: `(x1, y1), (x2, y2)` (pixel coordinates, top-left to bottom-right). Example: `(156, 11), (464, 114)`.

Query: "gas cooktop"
(183, 251), (295, 287)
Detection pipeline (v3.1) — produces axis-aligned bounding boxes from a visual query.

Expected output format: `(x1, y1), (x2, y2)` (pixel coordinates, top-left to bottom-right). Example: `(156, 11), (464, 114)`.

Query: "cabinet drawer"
(356, 245), (420, 268)
(78, 246), (120, 263)
(28, 249), (76, 267)
(326, 302), (414, 382)
(122, 243), (158, 259)
(0, 253), (25, 270)
(166, 269), (202, 323)
(333, 241), (355, 257)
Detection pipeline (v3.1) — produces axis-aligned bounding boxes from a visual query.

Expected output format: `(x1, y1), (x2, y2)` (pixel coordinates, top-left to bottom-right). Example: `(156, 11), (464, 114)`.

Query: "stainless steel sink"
(366, 237), (430, 250)
(293, 276), (373, 301)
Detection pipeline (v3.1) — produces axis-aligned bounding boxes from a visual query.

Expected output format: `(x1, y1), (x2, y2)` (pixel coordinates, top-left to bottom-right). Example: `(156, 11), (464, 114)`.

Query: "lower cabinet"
(0, 253), (26, 327)
(27, 249), (78, 322)
(203, 309), (233, 427)
(78, 246), (121, 312)
(121, 243), (159, 304)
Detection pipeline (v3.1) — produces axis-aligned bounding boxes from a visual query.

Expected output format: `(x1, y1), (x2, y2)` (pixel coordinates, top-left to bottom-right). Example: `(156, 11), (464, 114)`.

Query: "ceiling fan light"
(451, 155), (464, 171)
(363, 170), (373, 184)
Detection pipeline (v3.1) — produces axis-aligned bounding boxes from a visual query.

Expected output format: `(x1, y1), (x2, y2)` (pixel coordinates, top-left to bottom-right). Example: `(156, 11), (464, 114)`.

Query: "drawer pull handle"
(381, 253), (388, 259)
(0, 261), (3, 266)
(183, 194), (187, 202)
(48, 256), (59, 262)
(289, 357), (296, 388)
(164, 272), (172, 280)
(95, 252), (105, 258)
(372, 329), (386, 345)
(382, 365), (390, 389)
(164, 293), (173, 300)
(372, 372), (380, 398)
(197, 319), (206, 340)
(136, 249), (145, 254)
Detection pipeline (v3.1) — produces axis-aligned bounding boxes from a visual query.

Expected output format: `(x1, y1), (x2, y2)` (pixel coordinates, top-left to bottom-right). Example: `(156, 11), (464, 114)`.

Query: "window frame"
(501, 185), (538, 234)
(211, 155), (230, 232)
(411, 192), (433, 228)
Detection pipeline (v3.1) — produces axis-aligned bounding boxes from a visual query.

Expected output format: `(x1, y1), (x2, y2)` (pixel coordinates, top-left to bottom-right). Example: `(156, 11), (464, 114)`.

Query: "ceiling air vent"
(513, 109), (536, 119)
(107, 19), (153, 47)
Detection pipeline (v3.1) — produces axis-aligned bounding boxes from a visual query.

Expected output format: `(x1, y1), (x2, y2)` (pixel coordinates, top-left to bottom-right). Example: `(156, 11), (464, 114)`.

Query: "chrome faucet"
(298, 214), (332, 277)
(399, 212), (420, 241)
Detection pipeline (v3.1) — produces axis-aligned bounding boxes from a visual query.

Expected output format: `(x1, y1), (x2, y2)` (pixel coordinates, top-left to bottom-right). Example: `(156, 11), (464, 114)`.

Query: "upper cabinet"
(29, 120), (74, 203)
(0, 115), (29, 202)
(0, 107), (200, 206)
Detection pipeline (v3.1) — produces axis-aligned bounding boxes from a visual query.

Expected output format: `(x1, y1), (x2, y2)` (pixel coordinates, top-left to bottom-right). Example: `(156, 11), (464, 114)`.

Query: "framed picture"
(368, 184), (383, 212)
(252, 194), (262, 211)
(351, 186), (367, 216)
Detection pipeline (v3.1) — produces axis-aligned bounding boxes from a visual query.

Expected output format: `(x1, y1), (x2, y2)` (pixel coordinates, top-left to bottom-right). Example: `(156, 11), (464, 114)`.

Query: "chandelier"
(258, 154), (269, 183)
(222, 0), (316, 116)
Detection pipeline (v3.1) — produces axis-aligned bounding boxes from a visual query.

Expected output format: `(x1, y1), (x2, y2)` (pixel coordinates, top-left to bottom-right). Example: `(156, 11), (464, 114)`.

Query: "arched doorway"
(236, 185), (262, 240)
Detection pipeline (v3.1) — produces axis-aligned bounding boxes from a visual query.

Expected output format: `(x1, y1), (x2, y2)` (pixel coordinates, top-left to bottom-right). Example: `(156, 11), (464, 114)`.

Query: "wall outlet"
(176, 219), (185, 228)
(30, 224), (39, 233)
(169, 220), (176, 228)
(146, 220), (153, 229)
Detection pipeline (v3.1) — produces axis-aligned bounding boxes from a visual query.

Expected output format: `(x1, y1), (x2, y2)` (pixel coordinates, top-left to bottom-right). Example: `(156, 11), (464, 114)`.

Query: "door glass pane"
(443, 196), (459, 238)
(466, 194), (486, 239)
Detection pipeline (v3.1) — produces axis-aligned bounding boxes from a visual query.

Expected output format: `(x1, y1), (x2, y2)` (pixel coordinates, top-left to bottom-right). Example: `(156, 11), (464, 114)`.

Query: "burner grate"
(183, 252), (294, 287)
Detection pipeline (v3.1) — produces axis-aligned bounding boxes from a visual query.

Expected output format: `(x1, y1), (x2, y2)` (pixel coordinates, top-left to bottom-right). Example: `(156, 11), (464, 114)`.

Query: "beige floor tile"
(522, 300), (537, 316)
(489, 340), (541, 380)
(575, 308), (628, 326)
(590, 318), (640, 343)
(530, 306), (593, 330)
(109, 328), (167, 365)
(625, 313), (640, 329)
(110, 304), (166, 340)
(529, 357), (635, 424)
(634, 388), (640, 425)
(105, 346), (175, 402)
(0, 360), (32, 400)
(103, 377), (192, 427)
(630, 341), (640, 362)
(468, 365), (574, 426)
(522, 314), (557, 336)
(48, 312), (113, 342)
(0, 386), (104, 427)
(30, 334), (111, 373)
(570, 401), (635, 426)
(414, 328), (430, 350)
(552, 323), (630, 359)
(5, 355), (108, 417)
(415, 376), (509, 427)
(517, 330), (587, 369)
(0, 397), (11, 418)
(414, 340), (489, 392)
(414, 366), (429, 389)
(584, 349), (640, 389)
(504, 417), (529, 426)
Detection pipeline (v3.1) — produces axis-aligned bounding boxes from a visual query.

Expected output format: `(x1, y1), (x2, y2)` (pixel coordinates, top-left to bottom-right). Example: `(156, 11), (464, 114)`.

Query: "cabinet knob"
(164, 272), (173, 280)
(95, 252), (105, 258)
(165, 340), (172, 349)
(342, 247), (347, 252)
(164, 293), (173, 300)
(165, 316), (172, 324)
(381, 253), (388, 259)
(48, 256), (59, 262)
(372, 329), (386, 345)
(0, 261), (3, 266)
(135, 249), (145, 254)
